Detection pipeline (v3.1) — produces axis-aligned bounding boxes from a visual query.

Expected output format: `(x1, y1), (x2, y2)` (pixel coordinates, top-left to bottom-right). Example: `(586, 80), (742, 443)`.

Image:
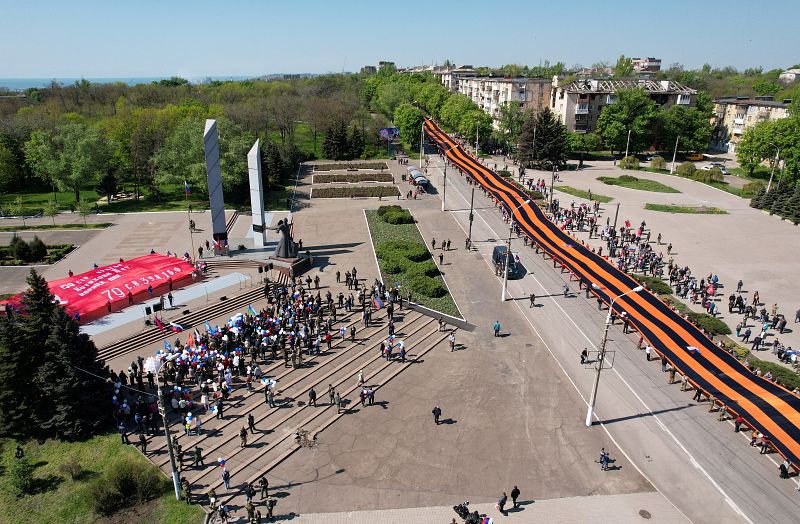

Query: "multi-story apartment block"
(711, 96), (792, 153)
(550, 78), (696, 133)
(632, 57), (662, 73)
(459, 76), (551, 126)
(436, 67), (478, 92)
(779, 68), (800, 83)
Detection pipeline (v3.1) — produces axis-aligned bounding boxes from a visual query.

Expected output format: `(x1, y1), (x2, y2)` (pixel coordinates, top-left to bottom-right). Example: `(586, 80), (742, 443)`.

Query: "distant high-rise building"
(361, 65), (377, 75)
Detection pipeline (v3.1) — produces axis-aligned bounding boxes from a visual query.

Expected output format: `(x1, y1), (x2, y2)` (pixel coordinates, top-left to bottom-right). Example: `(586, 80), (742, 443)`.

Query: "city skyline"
(2, 0), (798, 78)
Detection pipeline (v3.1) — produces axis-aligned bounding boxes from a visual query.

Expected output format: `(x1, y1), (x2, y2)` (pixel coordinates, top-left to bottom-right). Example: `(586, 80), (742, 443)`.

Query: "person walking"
(510, 485), (521, 508)
(432, 405), (442, 425)
(600, 448), (610, 471)
(529, 293), (536, 308)
(498, 492), (508, 515)
(239, 426), (248, 448)
(493, 320), (501, 337)
(563, 283), (569, 297)
(259, 476), (269, 499)
(194, 446), (204, 467)
(438, 252), (444, 265)
(248, 413), (256, 434)
(580, 348), (588, 365)
(448, 332), (456, 352)
(308, 387), (317, 407)
(139, 432), (148, 454)
(335, 392), (342, 413)
(222, 468), (231, 490)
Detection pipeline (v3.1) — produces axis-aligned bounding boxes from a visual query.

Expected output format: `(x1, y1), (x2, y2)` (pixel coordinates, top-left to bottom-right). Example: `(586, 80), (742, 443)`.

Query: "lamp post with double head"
(585, 284), (644, 427)
(144, 357), (181, 499)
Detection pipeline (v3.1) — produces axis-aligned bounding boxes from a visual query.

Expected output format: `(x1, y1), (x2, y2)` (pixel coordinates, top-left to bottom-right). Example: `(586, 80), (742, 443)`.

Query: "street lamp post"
(624, 129), (632, 159)
(670, 135), (680, 174)
(502, 199), (532, 301)
(584, 285), (644, 427)
(441, 162), (447, 212)
(144, 357), (181, 499)
(548, 163), (557, 209)
(467, 186), (475, 247)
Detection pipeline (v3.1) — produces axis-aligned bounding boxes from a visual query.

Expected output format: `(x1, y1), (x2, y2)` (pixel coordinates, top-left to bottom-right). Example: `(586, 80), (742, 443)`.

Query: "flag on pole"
(169, 322), (184, 333)
(205, 320), (213, 333)
(373, 295), (384, 309)
(163, 340), (172, 351)
(184, 180), (191, 195)
(154, 316), (165, 333)
(247, 305), (258, 316)
(624, 220), (631, 228)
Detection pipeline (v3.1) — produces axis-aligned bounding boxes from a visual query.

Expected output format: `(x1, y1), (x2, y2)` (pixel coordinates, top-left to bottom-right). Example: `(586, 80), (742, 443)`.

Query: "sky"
(1, 0), (798, 78)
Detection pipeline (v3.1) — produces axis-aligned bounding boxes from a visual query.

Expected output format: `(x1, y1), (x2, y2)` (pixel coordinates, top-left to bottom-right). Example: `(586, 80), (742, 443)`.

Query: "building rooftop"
(560, 79), (695, 95)
(715, 97), (791, 108)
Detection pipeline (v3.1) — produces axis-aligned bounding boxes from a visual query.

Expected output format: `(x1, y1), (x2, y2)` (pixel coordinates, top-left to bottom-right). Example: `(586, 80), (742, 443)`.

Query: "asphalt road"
(424, 153), (800, 524)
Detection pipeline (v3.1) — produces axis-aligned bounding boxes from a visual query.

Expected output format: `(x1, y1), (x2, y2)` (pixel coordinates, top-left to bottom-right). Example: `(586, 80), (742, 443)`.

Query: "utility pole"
(145, 357), (181, 499)
(549, 163), (556, 209)
(613, 202), (620, 232)
(419, 127), (424, 169)
(670, 135), (679, 174)
(624, 129), (632, 159)
(767, 146), (780, 193)
(467, 186), (475, 246)
(476, 122), (479, 155)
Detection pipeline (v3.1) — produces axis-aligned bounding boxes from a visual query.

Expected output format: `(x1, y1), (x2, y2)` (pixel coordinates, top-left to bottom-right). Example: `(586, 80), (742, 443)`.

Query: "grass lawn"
(644, 203), (728, 214)
(0, 434), (203, 524)
(365, 210), (460, 318)
(0, 190), (101, 215)
(598, 175), (681, 193)
(555, 185), (613, 203)
(0, 223), (113, 232)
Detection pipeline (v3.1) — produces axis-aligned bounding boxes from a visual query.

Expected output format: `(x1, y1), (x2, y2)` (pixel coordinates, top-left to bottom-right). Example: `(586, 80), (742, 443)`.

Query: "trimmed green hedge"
(662, 296), (731, 335)
(650, 156), (666, 170)
(313, 172), (393, 183)
(312, 186), (399, 198)
(375, 240), (429, 262)
(0, 239), (74, 265)
(676, 161), (696, 176)
(409, 275), (447, 297)
(498, 170), (513, 178)
(633, 274), (672, 295)
(619, 155), (640, 170)
(313, 162), (388, 171)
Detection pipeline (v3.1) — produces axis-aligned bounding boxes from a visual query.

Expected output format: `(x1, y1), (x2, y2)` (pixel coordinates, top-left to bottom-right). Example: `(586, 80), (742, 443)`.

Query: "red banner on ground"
(2, 254), (195, 323)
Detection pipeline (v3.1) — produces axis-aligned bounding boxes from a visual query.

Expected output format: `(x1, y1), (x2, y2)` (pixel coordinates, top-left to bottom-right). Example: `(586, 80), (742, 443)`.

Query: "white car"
(701, 165), (728, 175)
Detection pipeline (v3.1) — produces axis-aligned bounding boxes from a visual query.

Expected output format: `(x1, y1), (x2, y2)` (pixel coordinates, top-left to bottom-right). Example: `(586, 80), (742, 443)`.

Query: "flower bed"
(312, 162), (388, 171)
(366, 209), (460, 318)
(313, 173), (394, 183)
(312, 186), (400, 199)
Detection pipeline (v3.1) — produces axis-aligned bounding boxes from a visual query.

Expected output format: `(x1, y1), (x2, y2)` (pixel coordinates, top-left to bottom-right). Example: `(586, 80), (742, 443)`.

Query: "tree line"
(0, 76), (391, 205)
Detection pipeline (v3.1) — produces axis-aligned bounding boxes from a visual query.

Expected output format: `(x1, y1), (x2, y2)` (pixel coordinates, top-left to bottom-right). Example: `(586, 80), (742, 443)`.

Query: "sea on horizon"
(0, 76), (259, 91)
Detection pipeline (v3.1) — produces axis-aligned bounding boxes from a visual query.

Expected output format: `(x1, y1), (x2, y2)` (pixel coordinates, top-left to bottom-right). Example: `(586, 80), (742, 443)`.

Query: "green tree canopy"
(614, 55), (635, 78)
(660, 105), (713, 152)
(498, 102), (525, 148)
(517, 108), (568, 168)
(394, 102), (424, 150)
(595, 88), (659, 154)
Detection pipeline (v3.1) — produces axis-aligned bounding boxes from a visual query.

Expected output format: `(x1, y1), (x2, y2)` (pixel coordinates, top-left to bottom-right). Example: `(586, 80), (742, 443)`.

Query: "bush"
(650, 156), (666, 170)
(409, 275), (447, 298)
(405, 259), (440, 278)
(9, 235), (30, 262)
(382, 209), (414, 224)
(8, 456), (35, 497)
(685, 311), (732, 335)
(313, 162), (388, 171)
(498, 170), (513, 178)
(618, 175), (639, 183)
(313, 173), (393, 183)
(676, 162), (696, 177)
(380, 254), (410, 274)
(89, 458), (167, 516)
(377, 205), (403, 216)
(619, 155), (639, 170)
(741, 181), (766, 198)
(633, 274), (672, 295)
(691, 168), (723, 184)
(375, 240), (430, 262)
(58, 455), (83, 480)
(28, 236), (47, 261)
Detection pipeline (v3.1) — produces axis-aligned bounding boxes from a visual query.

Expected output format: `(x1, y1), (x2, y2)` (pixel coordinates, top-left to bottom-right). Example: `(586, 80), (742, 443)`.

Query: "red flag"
(154, 316), (165, 333)
(624, 220), (631, 228)
(187, 333), (195, 348)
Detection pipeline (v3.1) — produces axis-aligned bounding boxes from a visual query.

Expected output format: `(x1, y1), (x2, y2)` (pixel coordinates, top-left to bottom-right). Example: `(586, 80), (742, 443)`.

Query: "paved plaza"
(1, 156), (798, 523)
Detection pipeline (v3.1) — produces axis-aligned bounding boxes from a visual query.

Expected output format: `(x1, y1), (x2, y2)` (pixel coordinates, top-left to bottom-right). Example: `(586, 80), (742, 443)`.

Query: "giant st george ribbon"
(423, 117), (800, 466)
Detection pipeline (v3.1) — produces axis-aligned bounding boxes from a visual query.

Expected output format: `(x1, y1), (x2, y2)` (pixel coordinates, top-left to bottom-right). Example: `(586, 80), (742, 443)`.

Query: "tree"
(394, 102), (424, 151)
(0, 138), (25, 193)
(76, 199), (93, 225)
(348, 125), (365, 159)
(42, 199), (59, 225)
(735, 117), (800, 182)
(660, 105), (713, 152)
(567, 132), (601, 167)
(614, 55), (635, 78)
(595, 88), (659, 154)
(9, 196), (26, 227)
(498, 102), (525, 148)
(322, 119), (349, 160)
(517, 108), (568, 168)
(153, 118), (206, 194)
(97, 172), (118, 204)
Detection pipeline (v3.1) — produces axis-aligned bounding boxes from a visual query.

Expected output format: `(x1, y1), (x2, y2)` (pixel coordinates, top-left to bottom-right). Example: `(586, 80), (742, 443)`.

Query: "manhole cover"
(639, 509), (652, 519)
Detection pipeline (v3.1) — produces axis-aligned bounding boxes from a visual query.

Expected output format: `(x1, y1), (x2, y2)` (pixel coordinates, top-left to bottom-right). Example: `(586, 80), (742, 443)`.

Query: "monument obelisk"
(203, 119), (227, 254)
(247, 139), (267, 248)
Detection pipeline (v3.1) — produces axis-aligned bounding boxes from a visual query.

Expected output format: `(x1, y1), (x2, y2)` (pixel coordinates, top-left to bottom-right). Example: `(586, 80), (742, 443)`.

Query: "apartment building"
(711, 96), (792, 153)
(550, 78), (696, 133)
(632, 57), (662, 73)
(436, 67), (478, 92)
(459, 76), (551, 126)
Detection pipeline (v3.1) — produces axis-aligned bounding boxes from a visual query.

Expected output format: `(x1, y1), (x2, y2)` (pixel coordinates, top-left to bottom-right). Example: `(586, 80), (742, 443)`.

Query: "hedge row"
(720, 341), (800, 391)
(675, 162), (724, 184)
(662, 295), (732, 335)
(0, 240), (74, 265)
(377, 205), (414, 224)
(632, 274), (672, 295)
(313, 162), (388, 171)
(313, 173), (394, 183)
(312, 186), (400, 198)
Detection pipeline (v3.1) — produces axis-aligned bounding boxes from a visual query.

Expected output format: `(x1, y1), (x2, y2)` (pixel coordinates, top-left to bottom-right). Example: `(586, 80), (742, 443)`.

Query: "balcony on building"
(575, 104), (590, 114)
(677, 94), (691, 105)
(733, 117), (745, 126)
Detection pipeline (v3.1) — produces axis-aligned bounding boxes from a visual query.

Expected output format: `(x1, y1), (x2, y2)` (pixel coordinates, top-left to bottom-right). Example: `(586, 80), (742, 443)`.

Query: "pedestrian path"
(81, 272), (248, 336)
(288, 492), (687, 523)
